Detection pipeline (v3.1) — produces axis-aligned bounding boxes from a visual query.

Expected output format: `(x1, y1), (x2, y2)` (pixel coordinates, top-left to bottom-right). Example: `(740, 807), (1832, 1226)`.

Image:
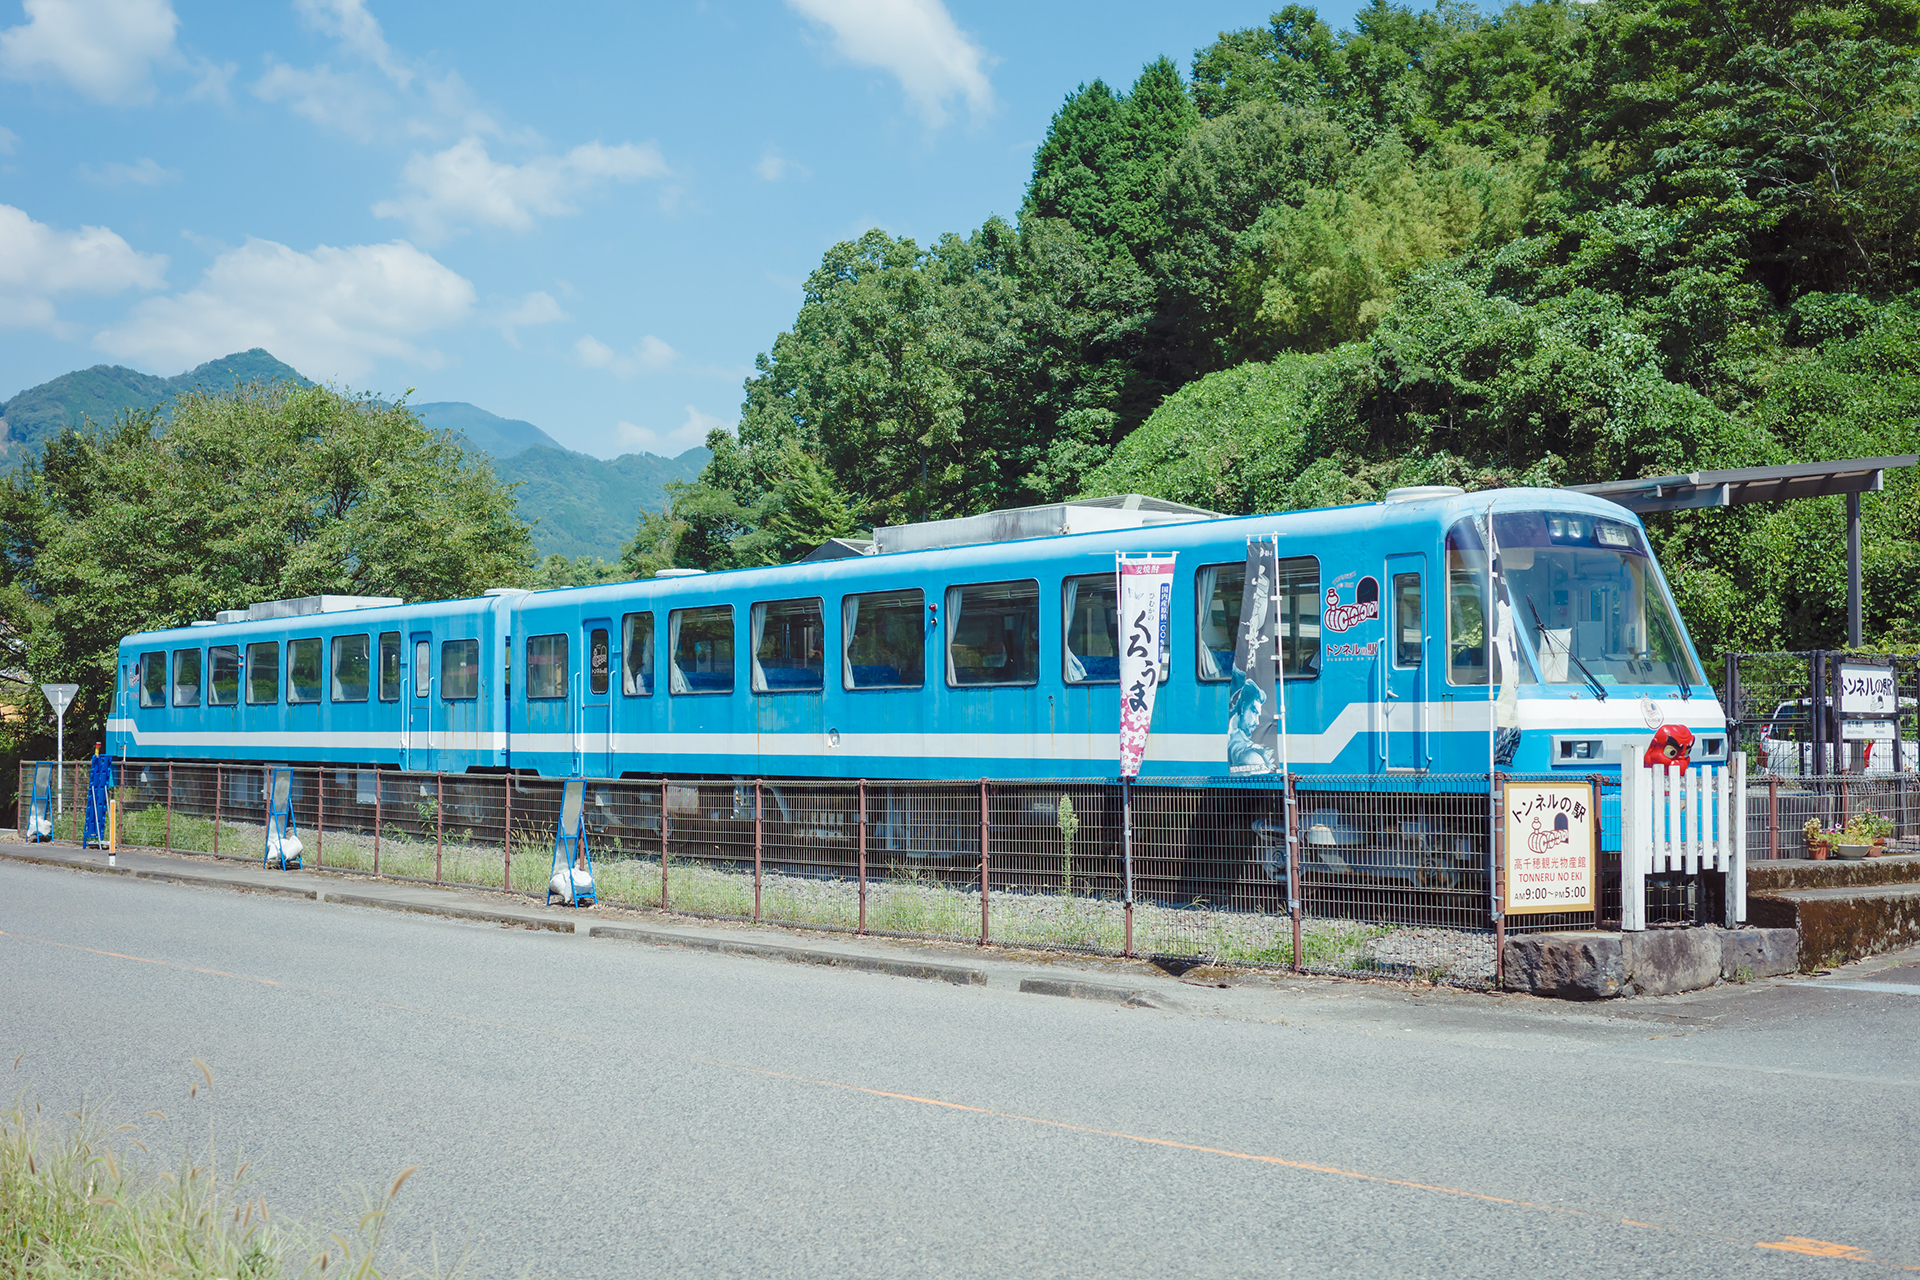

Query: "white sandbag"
(548, 865), (594, 903)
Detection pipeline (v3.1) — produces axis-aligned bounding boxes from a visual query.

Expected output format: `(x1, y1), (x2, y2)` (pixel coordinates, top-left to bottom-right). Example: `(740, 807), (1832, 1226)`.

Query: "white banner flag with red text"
(1117, 554), (1177, 778)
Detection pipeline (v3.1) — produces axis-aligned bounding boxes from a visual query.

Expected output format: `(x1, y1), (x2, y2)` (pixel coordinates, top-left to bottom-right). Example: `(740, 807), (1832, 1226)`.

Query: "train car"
(108, 486), (1729, 785)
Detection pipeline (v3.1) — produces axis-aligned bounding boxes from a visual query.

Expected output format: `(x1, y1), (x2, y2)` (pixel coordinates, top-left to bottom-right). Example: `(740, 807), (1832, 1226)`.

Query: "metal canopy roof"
(1568, 455), (1919, 514)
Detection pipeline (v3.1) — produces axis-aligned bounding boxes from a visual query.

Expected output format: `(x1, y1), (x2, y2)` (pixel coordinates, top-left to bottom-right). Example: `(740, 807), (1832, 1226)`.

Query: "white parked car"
(1757, 699), (1917, 775)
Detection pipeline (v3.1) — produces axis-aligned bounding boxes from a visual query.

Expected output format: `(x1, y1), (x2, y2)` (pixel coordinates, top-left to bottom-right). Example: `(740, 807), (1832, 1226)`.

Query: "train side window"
(442, 639), (479, 700)
(139, 651), (167, 707)
(1278, 557), (1321, 679)
(1063, 574), (1119, 684)
(246, 642), (280, 704)
(172, 648), (202, 706)
(1195, 563), (1243, 682)
(526, 633), (569, 699)
(413, 639), (429, 697)
(378, 633), (401, 700)
(1393, 573), (1422, 668)
(288, 638), (322, 703)
(621, 612), (654, 695)
(669, 606), (734, 694)
(209, 646), (239, 706)
(1446, 520), (1489, 686)
(333, 635), (370, 702)
(946, 580), (1039, 687)
(752, 598), (824, 692)
(843, 589), (923, 689)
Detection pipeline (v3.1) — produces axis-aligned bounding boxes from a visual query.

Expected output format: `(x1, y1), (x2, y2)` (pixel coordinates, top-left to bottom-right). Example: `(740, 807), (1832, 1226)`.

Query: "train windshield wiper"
(1526, 595), (1606, 701)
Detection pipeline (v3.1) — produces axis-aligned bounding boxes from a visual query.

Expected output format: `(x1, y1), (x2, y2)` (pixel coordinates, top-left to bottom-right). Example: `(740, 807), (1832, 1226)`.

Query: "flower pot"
(1809, 840), (1830, 860)
(1836, 843), (1872, 860)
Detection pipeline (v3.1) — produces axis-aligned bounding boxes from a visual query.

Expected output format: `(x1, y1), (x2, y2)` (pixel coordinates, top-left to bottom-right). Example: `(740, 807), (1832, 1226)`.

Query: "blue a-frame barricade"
(26, 762), (54, 842)
(546, 779), (597, 907)
(264, 767), (302, 869)
(81, 755), (113, 848)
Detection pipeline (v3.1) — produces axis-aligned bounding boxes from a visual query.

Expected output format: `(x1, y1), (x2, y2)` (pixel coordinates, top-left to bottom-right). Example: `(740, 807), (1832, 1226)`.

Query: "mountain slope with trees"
(651, 0), (1920, 659)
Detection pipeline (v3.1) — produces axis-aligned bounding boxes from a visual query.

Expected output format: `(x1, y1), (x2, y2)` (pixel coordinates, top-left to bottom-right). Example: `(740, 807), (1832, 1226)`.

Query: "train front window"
(1446, 514), (1703, 689)
(752, 598), (823, 692)
(946, 580), (1039, 687)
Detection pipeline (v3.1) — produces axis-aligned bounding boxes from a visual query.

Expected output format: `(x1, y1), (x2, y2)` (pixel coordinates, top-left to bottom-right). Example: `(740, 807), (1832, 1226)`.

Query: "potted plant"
(1843, 810), (1895, 857)
(1803, 818), (1832, 860)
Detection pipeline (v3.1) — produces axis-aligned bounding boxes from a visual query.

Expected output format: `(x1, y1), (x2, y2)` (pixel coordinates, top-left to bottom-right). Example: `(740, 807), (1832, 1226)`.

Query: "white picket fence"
(1617, 748), (1747, 930)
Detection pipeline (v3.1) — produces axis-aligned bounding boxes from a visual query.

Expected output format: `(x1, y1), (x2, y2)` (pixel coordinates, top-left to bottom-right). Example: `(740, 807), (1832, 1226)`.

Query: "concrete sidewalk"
(0, 838), (1201, 1008)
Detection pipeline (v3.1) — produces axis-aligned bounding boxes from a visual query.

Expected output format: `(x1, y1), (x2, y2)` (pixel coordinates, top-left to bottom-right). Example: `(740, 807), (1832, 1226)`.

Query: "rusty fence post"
(314, 768), (324, 869)
(213, 765), (222, 857)
(1286, 773), (1303, 974)
(1769, 774), (1780, 860)
(502, 775), (512, 891)
(753, 780), (764, 923)
(857, 779), (868, 936)
(373, 775), (382, 876)
(164, 764), (173, 854)
(435, 774), (444, 882)
(979, 778), (991, 947)
(660, 779), (670, 910)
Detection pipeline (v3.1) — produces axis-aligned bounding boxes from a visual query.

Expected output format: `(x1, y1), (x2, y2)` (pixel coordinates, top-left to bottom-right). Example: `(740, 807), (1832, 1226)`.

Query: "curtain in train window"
(526, 633), (568, 699)
(843, 589), (923, 689)
(1195, 563), (1243, 682)
(442, 639), (479, 699)
(288, 638), (322, 703)
(669, 606), (733, 694)
(1062, 574), (1119, 684)
(172, 648), (201, 706)
(1277, 557), (1321, 679)
(945, 580), (1040, 687)
(246, 642), (280, 704)
(139, 651), (166, 707)
(209, 646), (239, 706)
(622, 612), (654, 695)
(378, 633), (401, 700)
(332, 634), (370, 702)
(752, 598), (824, 692)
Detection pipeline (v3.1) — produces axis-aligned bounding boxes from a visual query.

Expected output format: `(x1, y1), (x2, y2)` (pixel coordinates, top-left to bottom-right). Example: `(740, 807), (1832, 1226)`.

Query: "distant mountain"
(494, 444), (709, 561)
(413, 401), (566, 458)
(0, 348), (308, 465)
(0, 350), (710, 562)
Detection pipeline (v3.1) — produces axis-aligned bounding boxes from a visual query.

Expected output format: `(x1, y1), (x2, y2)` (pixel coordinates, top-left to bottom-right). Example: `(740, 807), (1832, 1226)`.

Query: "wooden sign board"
(1504, 781), (1597, 914)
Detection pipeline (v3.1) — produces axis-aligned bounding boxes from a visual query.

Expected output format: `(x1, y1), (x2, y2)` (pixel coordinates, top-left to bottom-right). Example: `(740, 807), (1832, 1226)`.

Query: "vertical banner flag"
(1229, 539), (1281, 774)
(1118, 554), (1177, 778)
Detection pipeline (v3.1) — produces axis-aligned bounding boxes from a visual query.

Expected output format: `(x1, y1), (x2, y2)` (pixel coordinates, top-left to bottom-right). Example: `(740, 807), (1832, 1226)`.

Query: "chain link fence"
(22, 762), (1731, 990)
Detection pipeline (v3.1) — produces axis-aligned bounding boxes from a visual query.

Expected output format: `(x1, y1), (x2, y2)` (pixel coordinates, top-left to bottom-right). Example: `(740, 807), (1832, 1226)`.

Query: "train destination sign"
(1504, 781), (1597, 914)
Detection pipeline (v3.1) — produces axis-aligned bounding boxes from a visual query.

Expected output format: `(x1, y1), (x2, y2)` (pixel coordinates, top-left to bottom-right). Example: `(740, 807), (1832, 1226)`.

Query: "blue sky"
(0, 0), (1365, 459)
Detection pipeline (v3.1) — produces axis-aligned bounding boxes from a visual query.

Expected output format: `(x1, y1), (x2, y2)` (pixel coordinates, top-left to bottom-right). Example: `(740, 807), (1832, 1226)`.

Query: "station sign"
(1838, 663), (1897, 716)
(1503, 781), (1597, 915)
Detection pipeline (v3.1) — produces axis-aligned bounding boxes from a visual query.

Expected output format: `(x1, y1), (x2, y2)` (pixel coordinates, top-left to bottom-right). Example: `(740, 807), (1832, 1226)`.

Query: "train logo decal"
(1322, 575), (1380, 634)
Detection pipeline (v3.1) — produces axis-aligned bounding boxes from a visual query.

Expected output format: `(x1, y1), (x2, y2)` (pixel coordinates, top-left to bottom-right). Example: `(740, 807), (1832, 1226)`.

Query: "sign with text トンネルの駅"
(1503, 781), (1597, 914)
(1837, 662), (1897, 716)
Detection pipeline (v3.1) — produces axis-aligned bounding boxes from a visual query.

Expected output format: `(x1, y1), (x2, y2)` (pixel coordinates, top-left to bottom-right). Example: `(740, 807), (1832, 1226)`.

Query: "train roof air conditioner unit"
(872, 494), (1220, 556)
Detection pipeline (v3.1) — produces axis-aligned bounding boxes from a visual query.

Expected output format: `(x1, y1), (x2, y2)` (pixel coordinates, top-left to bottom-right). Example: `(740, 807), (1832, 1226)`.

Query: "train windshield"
(1447, 513), (1704, 690)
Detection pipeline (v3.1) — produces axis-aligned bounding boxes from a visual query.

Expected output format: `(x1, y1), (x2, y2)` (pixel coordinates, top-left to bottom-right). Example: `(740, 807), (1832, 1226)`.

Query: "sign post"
(40, 683), (78, 818)
(1117, 553), (1176, 958)
(1502, 780), (1598, 915)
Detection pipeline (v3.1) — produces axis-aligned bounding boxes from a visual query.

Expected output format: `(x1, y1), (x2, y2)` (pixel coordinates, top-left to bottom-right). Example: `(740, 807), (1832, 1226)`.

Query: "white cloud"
(77, 156), (179, 186)
(785, 0), (992, 126)
(574, 333), (681, 378)
(0, 0), (179, 104)
(293, 0), (409, 88)
(252, 61), (395, 142)
(0, 124), (18, 153)
(373, 136), (668, 239)
(0, 203), (166, 334)
(755, 146), (809, 182)
(95, 238), (474, 381)
(616, 405), (727, 456)
(491, 289), (567, 345)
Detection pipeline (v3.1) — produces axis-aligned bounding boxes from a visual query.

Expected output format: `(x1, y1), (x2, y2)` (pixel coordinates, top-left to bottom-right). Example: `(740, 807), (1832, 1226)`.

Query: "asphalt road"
(4, 859), (1917, 1279)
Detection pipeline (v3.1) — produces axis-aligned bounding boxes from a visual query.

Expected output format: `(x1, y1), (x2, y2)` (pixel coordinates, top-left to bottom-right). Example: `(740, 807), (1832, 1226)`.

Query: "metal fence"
(20, 761), (1759, 990)
(1746, 772), (1920, 859)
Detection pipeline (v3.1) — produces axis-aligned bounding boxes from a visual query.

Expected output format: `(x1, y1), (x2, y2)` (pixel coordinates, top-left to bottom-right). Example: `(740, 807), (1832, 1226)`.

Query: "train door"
(408, 630), (434, 773)
(582, 618), (612, 777)
(1385, 554), (1426, 771)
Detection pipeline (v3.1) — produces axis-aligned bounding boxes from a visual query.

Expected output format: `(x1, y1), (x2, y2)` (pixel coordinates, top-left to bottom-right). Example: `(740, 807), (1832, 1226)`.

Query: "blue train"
(108, 487), (1729, 785)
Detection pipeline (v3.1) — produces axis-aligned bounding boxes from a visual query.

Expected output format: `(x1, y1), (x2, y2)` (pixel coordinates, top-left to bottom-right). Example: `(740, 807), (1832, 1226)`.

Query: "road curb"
(1, 848), (322, 901)
(319, 890), (576, 932)
(588, 924), (987, 985)
(1018, 976), (1162, 1007)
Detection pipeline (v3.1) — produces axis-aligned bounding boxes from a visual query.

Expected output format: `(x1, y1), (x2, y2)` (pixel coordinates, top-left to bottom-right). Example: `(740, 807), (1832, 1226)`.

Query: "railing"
(1619, 751), (1746, 929)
